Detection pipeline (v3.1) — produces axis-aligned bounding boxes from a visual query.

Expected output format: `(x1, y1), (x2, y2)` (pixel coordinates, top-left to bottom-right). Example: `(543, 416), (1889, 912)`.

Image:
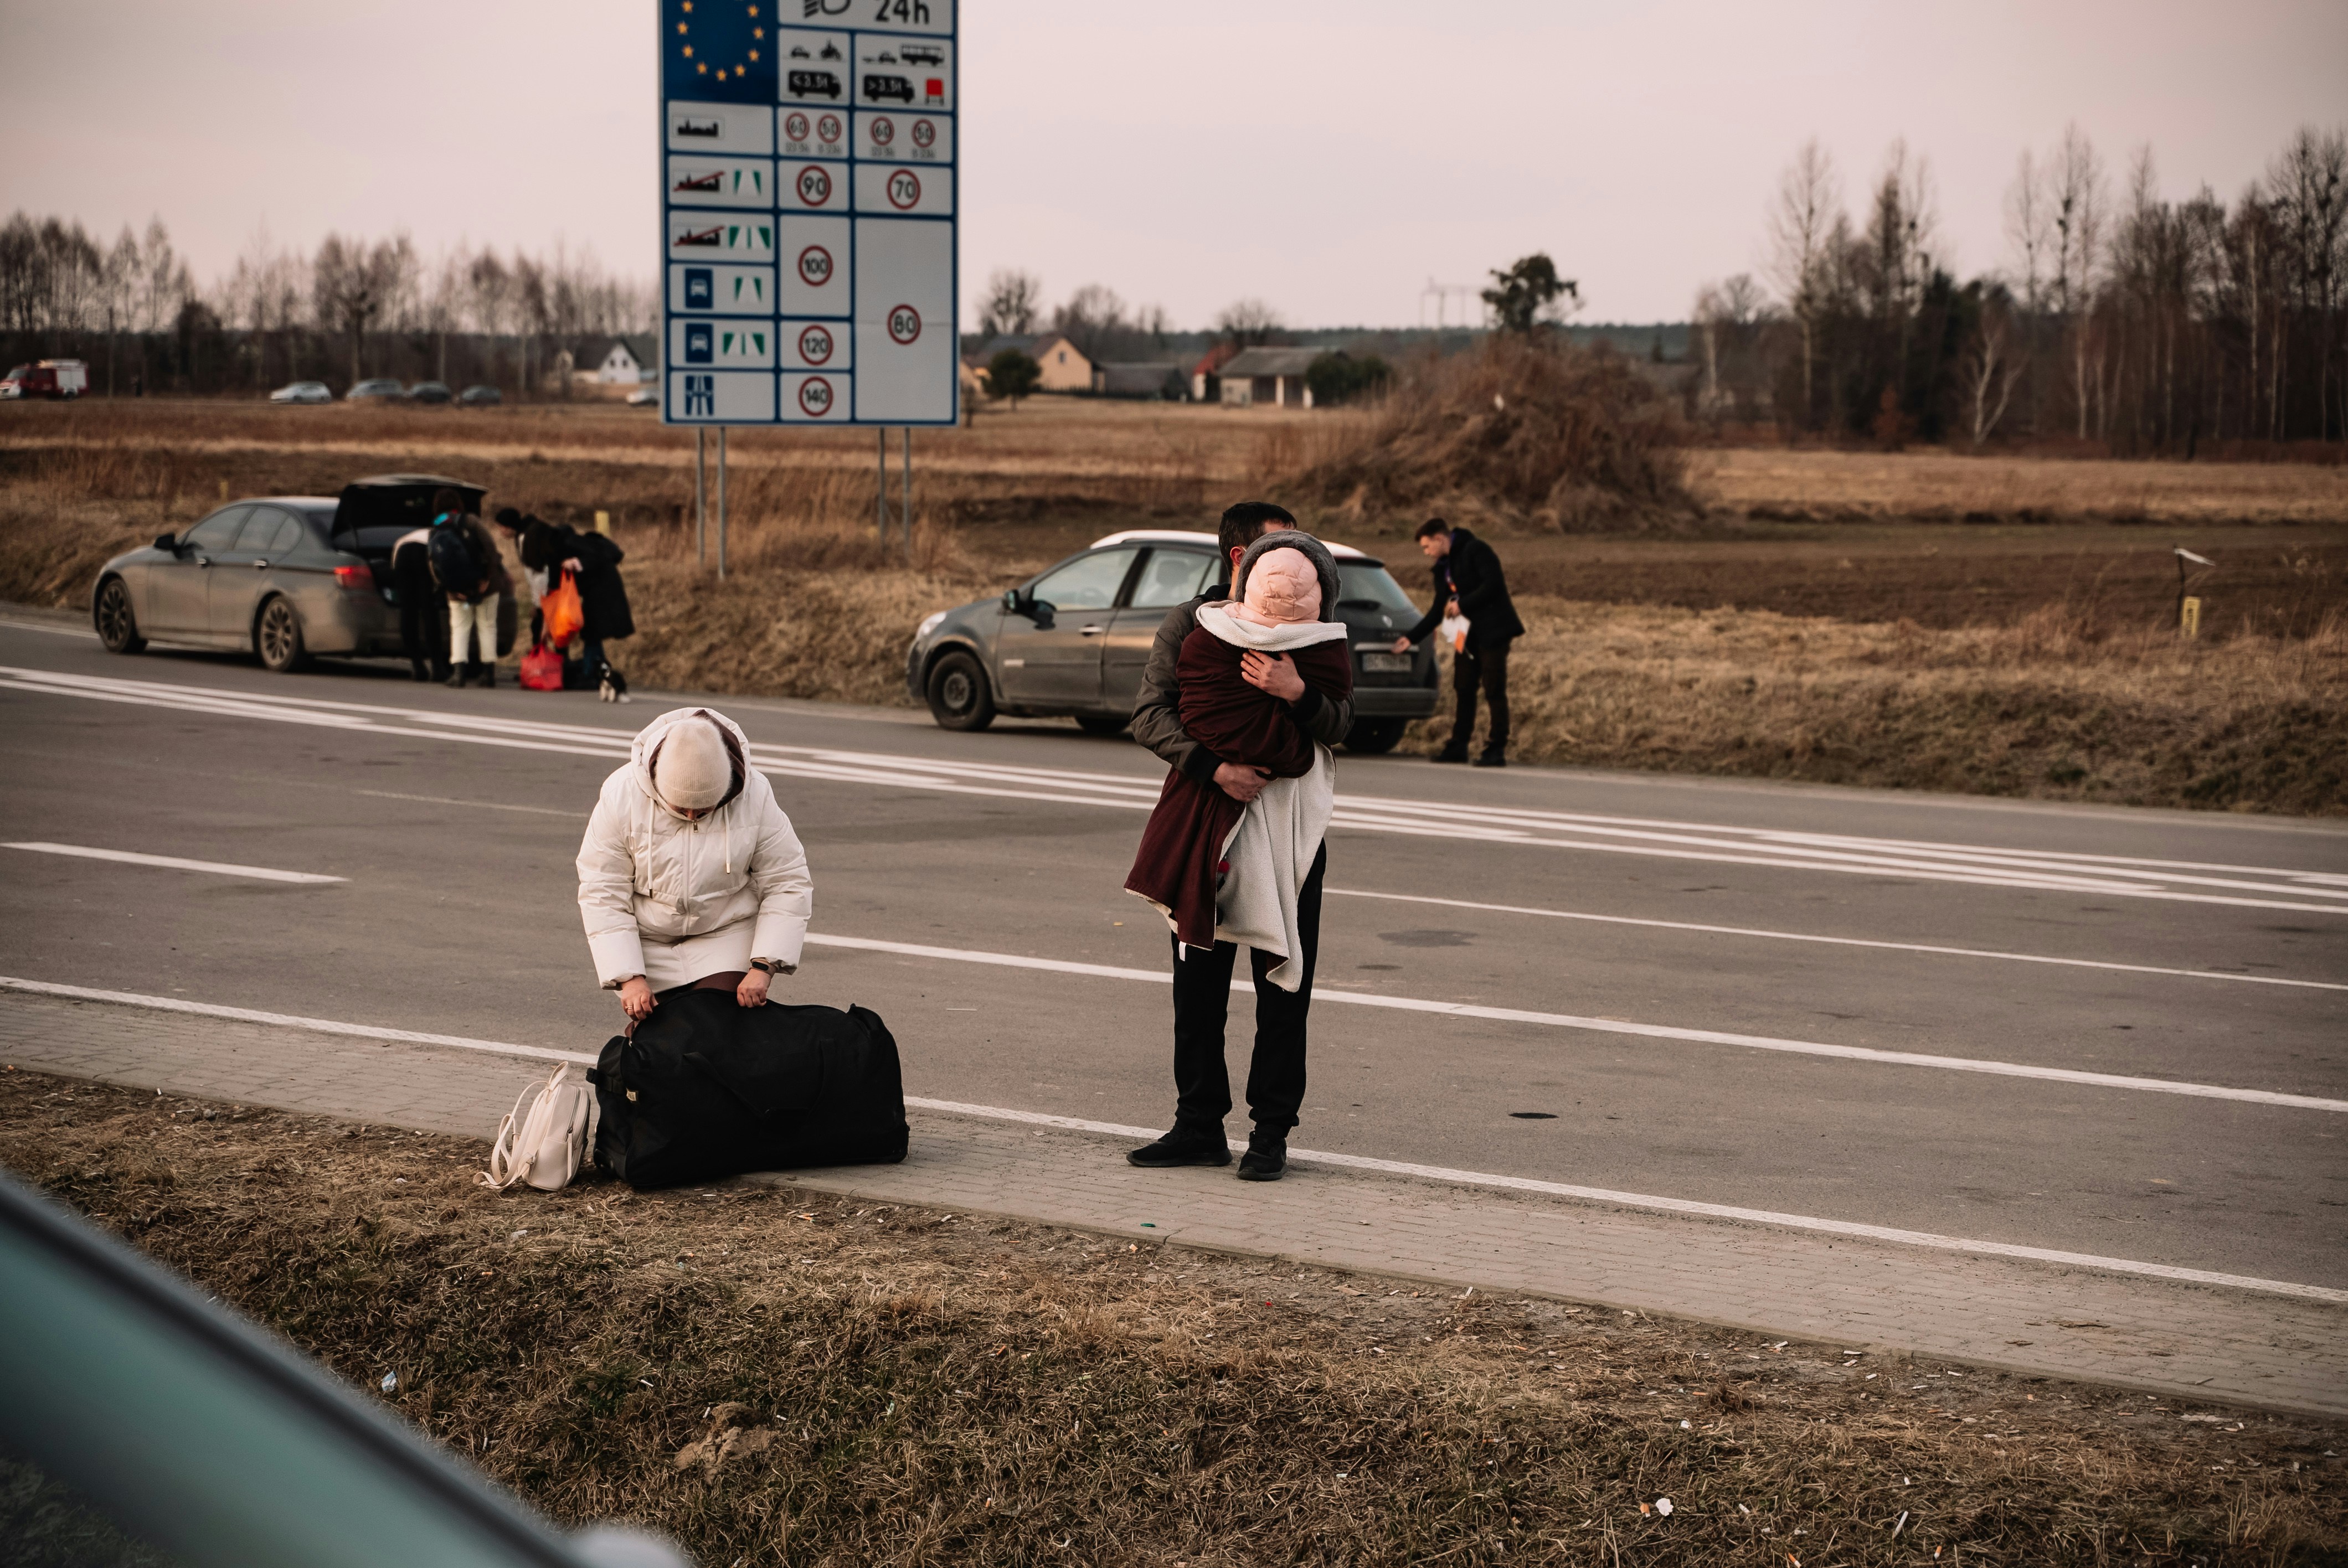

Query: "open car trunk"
(330, 474), (512, 657)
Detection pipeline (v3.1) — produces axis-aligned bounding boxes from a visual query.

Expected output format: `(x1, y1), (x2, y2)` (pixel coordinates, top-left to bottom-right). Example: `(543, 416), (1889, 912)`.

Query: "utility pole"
(717, 428), (729, 582)
(694, 427), (706, 566)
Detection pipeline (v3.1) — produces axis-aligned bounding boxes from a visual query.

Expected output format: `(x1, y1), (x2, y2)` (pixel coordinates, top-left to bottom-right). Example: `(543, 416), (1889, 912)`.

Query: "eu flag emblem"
(665, 1), (775, 104)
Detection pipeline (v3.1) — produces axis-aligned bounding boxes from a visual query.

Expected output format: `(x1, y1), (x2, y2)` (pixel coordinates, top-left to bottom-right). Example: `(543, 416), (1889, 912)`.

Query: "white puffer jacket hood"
(576, 707), (813, 989)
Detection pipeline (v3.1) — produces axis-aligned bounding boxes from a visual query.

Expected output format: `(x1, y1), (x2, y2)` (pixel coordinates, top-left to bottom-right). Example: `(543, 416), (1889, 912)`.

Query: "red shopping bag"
(519, 641), (565, 692)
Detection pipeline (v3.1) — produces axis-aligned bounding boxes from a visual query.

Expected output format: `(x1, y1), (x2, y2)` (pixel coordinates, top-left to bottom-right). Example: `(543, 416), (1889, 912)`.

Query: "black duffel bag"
(589, 989), (909, 1190)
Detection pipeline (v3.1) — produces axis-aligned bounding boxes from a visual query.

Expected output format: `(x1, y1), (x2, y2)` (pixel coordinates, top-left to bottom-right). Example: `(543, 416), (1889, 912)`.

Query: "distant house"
(1095, 362), (1185, 400)
(962, 333), (1096, 394)
(1190, 341), (1239, 402)
(561, 336), (657, 386)
(1218, 345), (1322, 408)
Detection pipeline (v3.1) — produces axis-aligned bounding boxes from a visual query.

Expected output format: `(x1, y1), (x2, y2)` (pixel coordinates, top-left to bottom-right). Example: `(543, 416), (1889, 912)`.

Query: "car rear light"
(334, 564), (374, 590)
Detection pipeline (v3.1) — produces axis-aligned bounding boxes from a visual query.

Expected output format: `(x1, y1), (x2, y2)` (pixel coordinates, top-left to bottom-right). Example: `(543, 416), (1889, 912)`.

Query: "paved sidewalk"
(5, 988), (2343, 1418)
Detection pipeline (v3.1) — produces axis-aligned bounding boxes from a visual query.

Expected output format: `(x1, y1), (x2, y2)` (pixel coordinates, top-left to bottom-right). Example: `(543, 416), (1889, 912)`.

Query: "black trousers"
(1451, 637), (1512, 755)
(392, 544), (448, 676)
(1170, 842), (1325, 1136)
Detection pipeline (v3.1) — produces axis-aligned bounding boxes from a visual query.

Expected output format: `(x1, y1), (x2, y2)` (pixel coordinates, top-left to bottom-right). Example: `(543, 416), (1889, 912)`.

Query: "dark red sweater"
(1123, 628), (1353, 948)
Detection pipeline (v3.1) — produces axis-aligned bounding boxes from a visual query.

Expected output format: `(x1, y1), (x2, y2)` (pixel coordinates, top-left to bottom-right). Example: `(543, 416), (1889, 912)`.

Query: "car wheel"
(93, 577), (145, 654)
(925, 649), (995, 731)
(255, 595), (310, 673)
(1074, 714), (1129, 736)
(1345, 718), (1406, 755)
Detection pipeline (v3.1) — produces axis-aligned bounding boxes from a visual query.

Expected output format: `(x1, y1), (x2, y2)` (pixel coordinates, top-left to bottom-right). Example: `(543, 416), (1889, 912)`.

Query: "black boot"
(476, 662), (496, 689)
(1434, 747), (1469, 764)
(1236, 1127), (1288, 1182)
(444, 668), (467, 687)
(1471, 750), (1506, 768)
(410, 659), (430, 682)
(1126, 1125), (1231, 1168)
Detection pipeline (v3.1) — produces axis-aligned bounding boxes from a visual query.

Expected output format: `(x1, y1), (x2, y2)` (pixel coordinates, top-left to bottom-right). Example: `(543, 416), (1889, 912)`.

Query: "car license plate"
(1360, 651), (1413, 672)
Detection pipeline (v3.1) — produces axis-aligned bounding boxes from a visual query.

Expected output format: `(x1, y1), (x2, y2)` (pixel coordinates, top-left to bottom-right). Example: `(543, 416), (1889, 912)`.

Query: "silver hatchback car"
(905, 530), (1439, 752)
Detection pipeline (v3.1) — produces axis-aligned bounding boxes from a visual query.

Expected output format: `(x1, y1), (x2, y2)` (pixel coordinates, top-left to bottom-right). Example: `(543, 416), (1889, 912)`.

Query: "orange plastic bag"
(541, 568), (585, 647)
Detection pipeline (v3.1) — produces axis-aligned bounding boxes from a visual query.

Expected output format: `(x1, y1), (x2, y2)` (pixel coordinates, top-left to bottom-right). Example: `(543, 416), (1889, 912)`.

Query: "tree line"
(1691, 125), (2347, 453)
(0, 214), (655, 398)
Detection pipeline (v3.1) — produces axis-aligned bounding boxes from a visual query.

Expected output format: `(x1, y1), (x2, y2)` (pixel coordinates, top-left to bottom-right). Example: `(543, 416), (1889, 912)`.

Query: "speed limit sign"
(887, 304), (920, 345)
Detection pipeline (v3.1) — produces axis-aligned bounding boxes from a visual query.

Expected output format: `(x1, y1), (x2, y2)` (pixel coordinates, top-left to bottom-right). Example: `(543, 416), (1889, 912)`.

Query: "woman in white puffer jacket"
(577, 706), (813, 1024)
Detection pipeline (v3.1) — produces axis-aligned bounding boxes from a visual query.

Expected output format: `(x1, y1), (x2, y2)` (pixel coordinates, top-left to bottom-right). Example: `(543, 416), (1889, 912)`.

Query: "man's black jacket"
(519, 516), (636, 641)
(1403, 527), (1523, 647)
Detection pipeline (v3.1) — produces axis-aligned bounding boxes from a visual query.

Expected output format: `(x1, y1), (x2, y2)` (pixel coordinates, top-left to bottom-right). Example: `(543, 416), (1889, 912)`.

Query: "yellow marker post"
(2180, 596), (2202, 639)
(594, 510), (611, 537)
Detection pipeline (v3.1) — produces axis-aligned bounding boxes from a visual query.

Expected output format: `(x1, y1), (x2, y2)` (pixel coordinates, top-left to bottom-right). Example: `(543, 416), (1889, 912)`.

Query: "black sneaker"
(1471, 750), (1506, 768)
(1236, 1129), (1287, 1182)
(1126, 1128), (1231, 1168)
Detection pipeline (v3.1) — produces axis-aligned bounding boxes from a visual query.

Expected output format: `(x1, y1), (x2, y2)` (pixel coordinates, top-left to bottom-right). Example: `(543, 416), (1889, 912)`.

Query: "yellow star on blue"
(665, 1), (771, 103)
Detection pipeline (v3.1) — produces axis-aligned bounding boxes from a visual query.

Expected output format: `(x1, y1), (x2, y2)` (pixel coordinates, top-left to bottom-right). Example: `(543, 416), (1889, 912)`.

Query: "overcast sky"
(3, 0), (2342, 329)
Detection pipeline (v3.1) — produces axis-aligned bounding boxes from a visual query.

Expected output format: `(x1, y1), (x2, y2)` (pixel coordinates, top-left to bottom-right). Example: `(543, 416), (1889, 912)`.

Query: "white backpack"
(478, 1064), (593, 1192)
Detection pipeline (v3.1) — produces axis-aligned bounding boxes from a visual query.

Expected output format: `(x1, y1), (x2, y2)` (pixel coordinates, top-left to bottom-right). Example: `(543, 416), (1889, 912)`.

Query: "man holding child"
(1123, 503), (1353, 1183)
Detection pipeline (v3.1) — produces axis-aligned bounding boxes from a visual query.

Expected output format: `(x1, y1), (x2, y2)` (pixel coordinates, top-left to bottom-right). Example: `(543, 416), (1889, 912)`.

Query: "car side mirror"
(1002, 587), (1037, 619)
(154, 533), (178, 552)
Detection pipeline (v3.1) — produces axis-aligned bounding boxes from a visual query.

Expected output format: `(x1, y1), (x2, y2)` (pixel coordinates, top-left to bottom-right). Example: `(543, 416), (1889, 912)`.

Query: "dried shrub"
(1273, 336), (1698, 532)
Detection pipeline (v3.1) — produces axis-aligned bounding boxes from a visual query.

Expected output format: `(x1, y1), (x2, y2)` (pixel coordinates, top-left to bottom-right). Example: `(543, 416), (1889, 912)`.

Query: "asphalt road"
(2, 615), (2344, 1290)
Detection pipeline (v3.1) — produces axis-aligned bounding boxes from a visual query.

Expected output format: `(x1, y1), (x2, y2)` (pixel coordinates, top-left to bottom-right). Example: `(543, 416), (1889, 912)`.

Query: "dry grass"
(1404, 599), (2348, 814)
(1690, 448), (2348, 526)
(6, 1070), (2342, 1567)
(1270, 338), (1696, 532)
(5, 400), (2345, 813)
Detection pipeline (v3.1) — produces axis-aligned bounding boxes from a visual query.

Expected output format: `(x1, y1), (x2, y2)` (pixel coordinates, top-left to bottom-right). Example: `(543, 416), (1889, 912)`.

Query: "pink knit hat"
(1228, 546), (1322, 626)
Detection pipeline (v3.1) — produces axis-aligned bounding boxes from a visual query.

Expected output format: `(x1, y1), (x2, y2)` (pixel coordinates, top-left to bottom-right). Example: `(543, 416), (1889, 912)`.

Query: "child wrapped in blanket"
(1125, 532), (1354, 990)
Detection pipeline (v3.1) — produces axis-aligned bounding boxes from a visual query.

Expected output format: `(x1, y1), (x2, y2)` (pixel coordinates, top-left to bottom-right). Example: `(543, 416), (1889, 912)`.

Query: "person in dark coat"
(1390, 517), (1524, 766)
(389, 524), (449, 683)
(1125, 504), (1355, 1183)
(496, 509), (635, 701)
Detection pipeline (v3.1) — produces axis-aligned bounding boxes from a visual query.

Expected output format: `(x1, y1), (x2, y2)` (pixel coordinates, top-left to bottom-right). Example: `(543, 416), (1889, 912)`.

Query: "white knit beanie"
(653, 719), (732, 811)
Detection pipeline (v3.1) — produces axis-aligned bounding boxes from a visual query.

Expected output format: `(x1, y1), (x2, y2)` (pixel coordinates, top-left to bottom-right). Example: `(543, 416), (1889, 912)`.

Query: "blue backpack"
(426, 518), (480, 591)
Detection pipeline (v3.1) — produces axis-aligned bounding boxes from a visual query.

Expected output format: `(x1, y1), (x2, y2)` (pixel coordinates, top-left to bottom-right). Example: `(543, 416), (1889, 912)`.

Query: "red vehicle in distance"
(0, 359), (88, 399)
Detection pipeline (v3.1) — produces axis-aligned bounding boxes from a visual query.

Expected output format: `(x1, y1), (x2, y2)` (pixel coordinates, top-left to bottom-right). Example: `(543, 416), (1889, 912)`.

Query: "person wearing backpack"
(577, 706), (813, 1025)
(428, 489), (509, 688)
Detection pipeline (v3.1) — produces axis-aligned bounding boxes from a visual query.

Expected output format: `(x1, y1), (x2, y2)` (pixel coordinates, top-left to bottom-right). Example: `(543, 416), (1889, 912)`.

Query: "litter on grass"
(1655, 1498), (1674, 1516)
(379, 1371), (397, 1392)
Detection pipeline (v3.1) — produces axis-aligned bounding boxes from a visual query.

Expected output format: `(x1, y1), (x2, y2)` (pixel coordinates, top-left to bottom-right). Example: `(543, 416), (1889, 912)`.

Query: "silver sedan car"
(904, 529), (1440, 752)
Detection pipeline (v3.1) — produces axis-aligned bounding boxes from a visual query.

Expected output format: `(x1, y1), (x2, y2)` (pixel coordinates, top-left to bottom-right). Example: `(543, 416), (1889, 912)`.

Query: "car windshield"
(3, 365), (27, 380)
(1333, 562), (1421, 616)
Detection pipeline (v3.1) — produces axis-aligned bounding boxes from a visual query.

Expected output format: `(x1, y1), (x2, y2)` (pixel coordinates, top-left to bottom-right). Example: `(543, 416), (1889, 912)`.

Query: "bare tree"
(2050, 124), (2107, 437)
(1053, 282), (1127, 361)
(977, 267), (1042, 337)
(1215, 297), (1284, 347)
(2267, 126), (2347, 443)
(1959, 293), (2022, 445)
(1768, 138), (1841, 426)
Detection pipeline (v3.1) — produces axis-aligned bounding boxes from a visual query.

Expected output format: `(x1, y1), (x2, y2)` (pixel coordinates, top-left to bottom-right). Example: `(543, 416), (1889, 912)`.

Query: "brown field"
(9, 1071), (2341, 1567)
(2, 398), (2344, 813)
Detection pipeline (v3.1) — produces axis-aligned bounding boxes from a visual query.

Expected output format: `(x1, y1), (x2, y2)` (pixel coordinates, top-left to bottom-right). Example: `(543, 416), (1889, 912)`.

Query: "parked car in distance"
(406, 381), (454, 405)
(905, 529), (1438, 750)
(269, 380), (333, 404)
(457, 384), (503, 406)
(346, 378), (405, 401)
(0, 1168), (693, 1568)
(90, 473), (511, 673)
(1, 359), (88, 399)
(626, 387), (660, 407)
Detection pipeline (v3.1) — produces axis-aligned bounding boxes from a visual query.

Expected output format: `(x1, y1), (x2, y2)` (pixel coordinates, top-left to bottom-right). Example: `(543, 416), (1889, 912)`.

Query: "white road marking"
(0, 617), (97, 639)
(802, 933), (2348, 1112)
(7, 663), (2346, 912)
(1324, 888), (2348, 992)
(4, 973), (2339, 1306)
(3, 842), (346, 885)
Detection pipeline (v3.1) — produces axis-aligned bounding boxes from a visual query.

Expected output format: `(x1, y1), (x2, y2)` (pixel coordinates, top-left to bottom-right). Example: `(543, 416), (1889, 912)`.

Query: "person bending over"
(577, 707), (812, 1025)
(1390, 516), (1523, 766)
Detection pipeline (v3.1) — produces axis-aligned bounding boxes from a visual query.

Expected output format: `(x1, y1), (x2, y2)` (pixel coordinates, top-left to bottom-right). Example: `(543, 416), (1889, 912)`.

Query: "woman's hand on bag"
(619, 976), (657, 1021)
(737, 968), (771, 1008)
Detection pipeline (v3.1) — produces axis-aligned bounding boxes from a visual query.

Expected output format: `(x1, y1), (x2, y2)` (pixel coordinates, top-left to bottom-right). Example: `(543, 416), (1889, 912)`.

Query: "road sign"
(659, 0), (957, 427)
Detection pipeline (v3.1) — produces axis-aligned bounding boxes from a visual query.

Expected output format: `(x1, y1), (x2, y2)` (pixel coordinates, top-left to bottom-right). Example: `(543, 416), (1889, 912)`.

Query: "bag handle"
(478, 1064), (571, 1190)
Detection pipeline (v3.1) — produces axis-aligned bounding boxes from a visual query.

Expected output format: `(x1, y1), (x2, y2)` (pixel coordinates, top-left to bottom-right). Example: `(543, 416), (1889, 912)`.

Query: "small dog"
(599, 666), (632, 704)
